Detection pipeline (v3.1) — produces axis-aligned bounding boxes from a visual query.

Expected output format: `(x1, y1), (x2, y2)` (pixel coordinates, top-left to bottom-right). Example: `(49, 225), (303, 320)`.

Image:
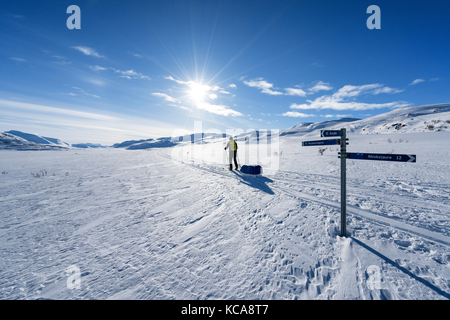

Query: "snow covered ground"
(1, 105), (450, 300)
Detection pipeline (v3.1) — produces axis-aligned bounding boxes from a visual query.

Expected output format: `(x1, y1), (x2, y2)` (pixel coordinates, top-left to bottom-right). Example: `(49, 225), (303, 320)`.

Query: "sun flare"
(188, 81), (209, 102)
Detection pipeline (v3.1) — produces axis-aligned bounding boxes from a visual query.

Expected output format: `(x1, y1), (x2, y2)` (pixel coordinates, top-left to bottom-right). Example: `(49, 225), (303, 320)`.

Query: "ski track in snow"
(1, 135), (450, 300)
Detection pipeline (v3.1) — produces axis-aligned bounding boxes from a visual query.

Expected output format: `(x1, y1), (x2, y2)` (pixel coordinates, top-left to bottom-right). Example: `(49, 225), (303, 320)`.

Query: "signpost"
(339, 129), (347, 238)
(346, 153), (416, 163)
(302, 128), (416, 237)
(302, 139), (340, 147)
(320, 130), (342, 137)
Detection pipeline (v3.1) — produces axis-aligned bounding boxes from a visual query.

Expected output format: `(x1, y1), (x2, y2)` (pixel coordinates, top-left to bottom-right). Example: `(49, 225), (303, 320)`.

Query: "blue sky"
(1, 0), (449, 144)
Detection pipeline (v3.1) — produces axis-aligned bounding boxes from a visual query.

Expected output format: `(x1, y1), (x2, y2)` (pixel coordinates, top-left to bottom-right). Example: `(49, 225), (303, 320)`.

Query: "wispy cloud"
(10, 57), (27, 62)
(68, 87), (101, 99)
(282, 112), (315, 118)
(409, 79), (425, 86)
(112, 68), (150, 80)
(52, 60), (72, 66)
(372, 86), (403, 94)
(72, 46), (105, 58)
(128, 52), (143, 58)
(285, 87), (308, 97)
(152, 92), (179, 103)
(89, 65), (107, 71)
(196, 102), (243, 117)
(243, 78), (283, 95)
(229, 84), (237, 88)
(311, 62), (324, 68)
(165, 75), (190, 85)
(0, 99), (111, 120)
(289, 83), (409, 111)
(0, 98), (181, 145)
(87, 65), (150, 80)
(308, 81), (333, 93)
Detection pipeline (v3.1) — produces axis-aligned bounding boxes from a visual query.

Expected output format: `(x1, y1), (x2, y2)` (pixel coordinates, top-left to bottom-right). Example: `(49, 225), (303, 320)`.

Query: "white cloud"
(290, 83), (409, 111)
(0, 99), (112, 121)
(152, 93), (179, 103)
(164, 75), (189, 85)
(196, 102), (243, 117)
(72, 46), (105, 58)
(70, 87), (101, 99)
(285, 87), (308, 97)
(10, 57), (27, 62)
(243, 78), (283, 95)
(308, 81), (333, 93)
(52, 61), (72, 66)
(282, 112), (315, 118)
(229, 84), (237, 88)
(409, 79), (425, 86)
(372, 86), (403, 94)
(128, 52), (143, 58)
(114, 69), (151, 80)
(89, 65), (107, 71)
(209, 94), (218, 100)
(117, 70), (138, 77)
(332, 84), (383, 99)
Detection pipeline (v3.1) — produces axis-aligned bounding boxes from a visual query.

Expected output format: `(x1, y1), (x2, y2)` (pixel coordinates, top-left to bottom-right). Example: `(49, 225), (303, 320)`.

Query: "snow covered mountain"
(0, 131), (70, 150)
(5, 130), (70, 147)
(279, 103), (450, 138)
(344, 103), (450, 134)
(113, 137), (176, 150)
(71, 143), (108, 149)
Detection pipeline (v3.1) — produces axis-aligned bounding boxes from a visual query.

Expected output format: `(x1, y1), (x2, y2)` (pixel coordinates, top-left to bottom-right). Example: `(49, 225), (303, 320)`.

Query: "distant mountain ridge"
(6, 130), (70, 147)
(2, 103), (449, 151)
(0, 131), (108, 150)
(279, 103), (450, 137)
(71, 143), (108, 149)
(0, 131), (70, 150)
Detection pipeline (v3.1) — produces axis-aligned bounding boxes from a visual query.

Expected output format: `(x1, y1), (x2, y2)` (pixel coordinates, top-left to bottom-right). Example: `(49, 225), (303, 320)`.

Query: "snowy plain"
(1, 105), (450, 300)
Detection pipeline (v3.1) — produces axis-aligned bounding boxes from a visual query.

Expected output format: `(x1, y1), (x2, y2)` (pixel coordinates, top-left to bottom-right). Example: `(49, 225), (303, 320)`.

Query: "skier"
(224, 136), (238, 171)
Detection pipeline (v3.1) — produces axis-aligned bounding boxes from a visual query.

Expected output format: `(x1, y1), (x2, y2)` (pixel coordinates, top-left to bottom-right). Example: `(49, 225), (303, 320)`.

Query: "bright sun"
(188, 82), (209, 102)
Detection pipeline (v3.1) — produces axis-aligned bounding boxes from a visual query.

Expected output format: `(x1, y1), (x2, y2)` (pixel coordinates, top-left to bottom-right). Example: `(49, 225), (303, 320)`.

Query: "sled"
(239, 165), (263, 176)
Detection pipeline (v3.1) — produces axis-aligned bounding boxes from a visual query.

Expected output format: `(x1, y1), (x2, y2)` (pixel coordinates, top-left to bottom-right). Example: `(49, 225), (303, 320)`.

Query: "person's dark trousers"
(233, 151), (238, 169)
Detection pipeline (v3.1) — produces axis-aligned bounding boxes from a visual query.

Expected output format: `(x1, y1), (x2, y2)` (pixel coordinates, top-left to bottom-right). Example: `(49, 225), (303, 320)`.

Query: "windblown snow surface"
(1, 105), (450, 300)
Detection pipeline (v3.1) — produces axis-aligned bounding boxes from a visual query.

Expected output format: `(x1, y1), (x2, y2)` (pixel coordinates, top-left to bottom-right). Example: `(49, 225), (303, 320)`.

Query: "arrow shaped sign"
(320, 130), (341, 137)
(302, 139), (340, 147)
(346, 153), (416, 163)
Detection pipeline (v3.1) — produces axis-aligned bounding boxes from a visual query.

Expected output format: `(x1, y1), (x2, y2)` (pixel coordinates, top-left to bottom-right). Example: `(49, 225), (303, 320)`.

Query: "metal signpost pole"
(340, 128), (347, 237)
(303, 128), (415, 238)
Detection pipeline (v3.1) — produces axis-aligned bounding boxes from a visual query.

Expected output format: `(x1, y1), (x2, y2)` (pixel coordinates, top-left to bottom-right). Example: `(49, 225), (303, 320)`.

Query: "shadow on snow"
(232, 171), (274, 195)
